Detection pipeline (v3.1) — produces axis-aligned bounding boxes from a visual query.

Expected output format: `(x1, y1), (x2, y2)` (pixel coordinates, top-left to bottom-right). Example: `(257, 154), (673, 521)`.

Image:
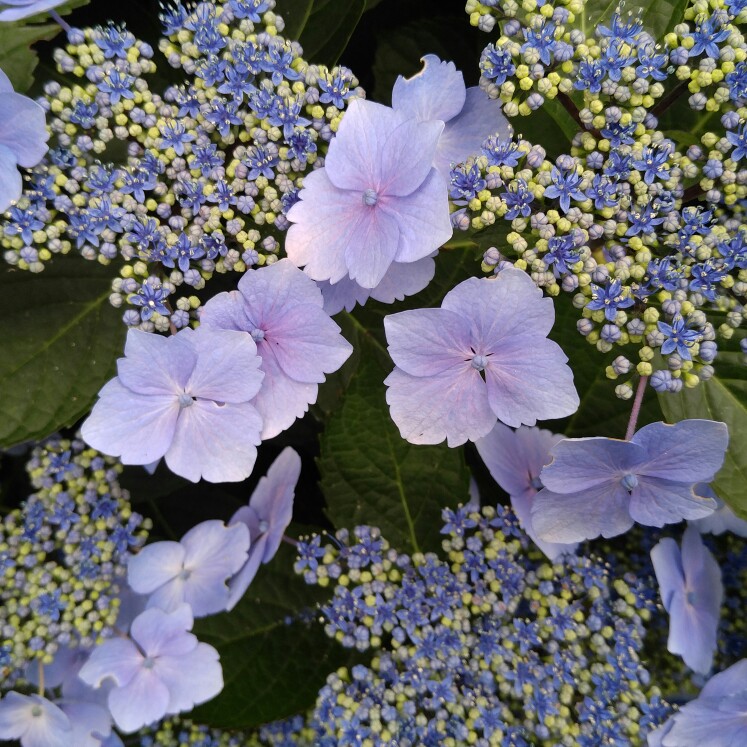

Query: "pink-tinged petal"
(370, 255), (436, 304)
(117, 329), (194, 395)
(0, 143), (21, 213)
(58, 701), (112, 747)
(392, 55), (466, 123)
(78, 639), (142, 690)
(484, 336), (579, 427)
(184, 326), (263, 403)
(285, 170), (367, 284)
(477, 423), (563, 496)
(633, 420), (729, 483)
(164, 400), (262, 483)
(384, 307), (472, 377)
(263, 304), (353, 383)
(651, 537), (685, 612)
(81, 380), (179, 465)
(511, 490), (576, 561)
(0, 91), (49, 167)
(237, 258), (324, 317)
(247, 447), (300, 561)
(127, 541), (185, 595)
(252, 346), (318, 440)
(540, 437), (643, 492)
(319, 276), (371, 315)
(629, 476), (717, 527)
(531, 484), (634, 543)
(434, 87), (512, 176)
(344, 204), (401, 289)
(157, 643), (223, 715)
(198, 290), (250, 331)
(0, 693), (71, 746)
(441, 271), (555, 346)
(667, 592), (719, 674)
(130, 605), (195, 657)
(107, 670), (169, 733)
(383, 170), (452, 264)
(225, 537), (266, 611)
(384, 365), (496, 447)
(324, 99), (442, 196)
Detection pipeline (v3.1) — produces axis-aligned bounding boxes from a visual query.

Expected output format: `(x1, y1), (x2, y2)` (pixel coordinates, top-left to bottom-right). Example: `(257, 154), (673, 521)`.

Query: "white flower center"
(362, 188), (379, 207)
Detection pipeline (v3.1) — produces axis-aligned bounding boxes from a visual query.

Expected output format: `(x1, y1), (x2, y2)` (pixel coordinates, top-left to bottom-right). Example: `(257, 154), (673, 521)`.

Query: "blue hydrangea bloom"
(383, 268), (579, 447)
(651, 526), (722, 674)
(0, 692), (71, 747)
(128, 520), (250, 617)
(532, 420), (728, 543)
(391, 54), (511, 176)
(0, 0), (65, 21)
(0, 67), (49, 212)
(286, 99), (452, 289)
(226, 447), (301, 610)
(199, 259), (353, 439)
(81, 326), (264, 483)
(651, 659), (747, 746)
(78, 605), (222, 733)
(476, 423), (577, 560)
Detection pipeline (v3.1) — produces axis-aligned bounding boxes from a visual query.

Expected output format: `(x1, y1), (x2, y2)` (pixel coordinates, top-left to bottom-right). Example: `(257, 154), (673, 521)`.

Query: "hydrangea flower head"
(286, 98), (452, 289)
(0, 0), (66, 22)
(226, 446), (301, 610)
(127, 520), (250, 617)
(476, 423), (576, 560)
(391, 54), (512, 176)
(0, 67), (49, 212)
(199, 259), (353, 439)
(532, 420), (728, 543)
(81, 326), (264, 483)
(651, 526), (723, 674)
(651, 659), (747, 746)
(384, 268), (579, 447)
(78, 605), (222, 733)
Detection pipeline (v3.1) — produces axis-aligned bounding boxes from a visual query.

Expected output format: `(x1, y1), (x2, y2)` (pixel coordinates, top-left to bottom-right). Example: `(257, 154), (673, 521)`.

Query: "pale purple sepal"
(226, 447), (301, 610)
(78, 605), (222, 733)
(651, 526), (722, 674)
(691, 488), (747, 537)
(82, 326), (264, 483)
(0, 0), (67, 22)
(286, 98), (452, 289)
(200, 259), (353, 440)
(0, 692), (72, 747)
(128, 520), (249, 617)
(58, 701), (113, 747)
(383, 269), (579, 447)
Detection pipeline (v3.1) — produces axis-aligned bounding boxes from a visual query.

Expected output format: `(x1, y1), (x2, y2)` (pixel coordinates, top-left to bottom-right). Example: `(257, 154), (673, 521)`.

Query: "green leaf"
(0, 22), (60, 92)
(657, 348), (747, 519)
(549, 295), (661, 438)
(192, 544), (353, 729)
(0, 260), (125, 448)
(298, 0), (365, 66)
(276, 0), (315, 40)
(318, 335), (471, 554)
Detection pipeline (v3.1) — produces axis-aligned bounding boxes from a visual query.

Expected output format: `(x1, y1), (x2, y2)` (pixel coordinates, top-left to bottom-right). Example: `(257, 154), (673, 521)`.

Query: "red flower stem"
(625, 375), (649, 441)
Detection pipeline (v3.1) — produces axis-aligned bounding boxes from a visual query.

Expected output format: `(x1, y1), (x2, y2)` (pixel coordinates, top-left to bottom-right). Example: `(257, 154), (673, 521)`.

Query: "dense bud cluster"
(0, 437), (149, 686)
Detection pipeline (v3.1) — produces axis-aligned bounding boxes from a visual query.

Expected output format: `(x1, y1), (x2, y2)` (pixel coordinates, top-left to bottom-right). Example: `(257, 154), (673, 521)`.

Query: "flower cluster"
(292, 507), (668, 745)
(0, 437), (149, 687)
(0, 0), (363, 333)
(457, 0), (747, 398)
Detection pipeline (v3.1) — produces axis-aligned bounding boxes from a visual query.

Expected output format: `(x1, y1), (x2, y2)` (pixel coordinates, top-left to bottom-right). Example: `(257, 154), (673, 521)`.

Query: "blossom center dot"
(178, 392), (195, 408)
(250, 328), (265, 342)
(31, 705), (42, 718)
(471, 354), (489, 371)
(258, 519), (269, 533)
(362, 188), (379, 207)
(142, 656), (156, 669)
(621, 473), (639, 492)
(179, 568), (192, 580)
